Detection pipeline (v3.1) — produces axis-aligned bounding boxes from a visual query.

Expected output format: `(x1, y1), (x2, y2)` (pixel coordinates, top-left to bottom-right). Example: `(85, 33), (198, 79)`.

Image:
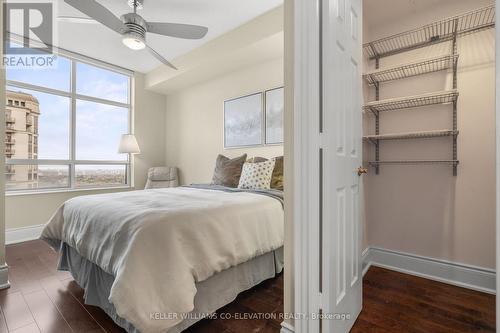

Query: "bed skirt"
(58, 243), (284, 333)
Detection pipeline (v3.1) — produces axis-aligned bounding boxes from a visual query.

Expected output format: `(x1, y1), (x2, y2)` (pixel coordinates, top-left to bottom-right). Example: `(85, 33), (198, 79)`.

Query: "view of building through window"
(5, 91), (42, 189)
(5, 50), (131, 192)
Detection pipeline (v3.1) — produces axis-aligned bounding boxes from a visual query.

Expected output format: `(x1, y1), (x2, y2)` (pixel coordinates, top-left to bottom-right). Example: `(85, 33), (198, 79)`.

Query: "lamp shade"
(118, 134), (141, 154)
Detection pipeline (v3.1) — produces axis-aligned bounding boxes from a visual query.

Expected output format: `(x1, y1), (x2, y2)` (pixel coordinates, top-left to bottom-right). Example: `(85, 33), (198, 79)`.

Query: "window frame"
(5, 44), (134, 194)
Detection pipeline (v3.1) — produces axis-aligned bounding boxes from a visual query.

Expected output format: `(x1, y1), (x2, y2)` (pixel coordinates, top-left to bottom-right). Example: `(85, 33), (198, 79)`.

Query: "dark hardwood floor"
(1, 240), (495, 333)
(352, 266), (495, 333)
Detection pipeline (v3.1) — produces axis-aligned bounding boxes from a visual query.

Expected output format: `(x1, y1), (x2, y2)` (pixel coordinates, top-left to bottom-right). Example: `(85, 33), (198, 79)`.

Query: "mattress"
(58, 243), (284, 333)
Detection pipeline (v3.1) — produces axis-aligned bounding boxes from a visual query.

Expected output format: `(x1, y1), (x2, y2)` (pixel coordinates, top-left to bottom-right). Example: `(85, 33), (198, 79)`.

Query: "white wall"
(133, 74), (168, 189)
(363, 0), (496, 269)
(5, 73), (167, 230)
(165, 58), (284, 185)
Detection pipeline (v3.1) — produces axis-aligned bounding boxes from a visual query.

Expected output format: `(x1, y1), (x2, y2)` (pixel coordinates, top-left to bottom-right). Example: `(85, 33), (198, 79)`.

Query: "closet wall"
(363, 0), (496, 269)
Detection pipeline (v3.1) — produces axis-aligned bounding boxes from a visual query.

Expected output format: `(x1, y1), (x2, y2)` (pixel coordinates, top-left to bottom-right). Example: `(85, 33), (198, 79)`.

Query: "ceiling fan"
(61, 0), (209, 70)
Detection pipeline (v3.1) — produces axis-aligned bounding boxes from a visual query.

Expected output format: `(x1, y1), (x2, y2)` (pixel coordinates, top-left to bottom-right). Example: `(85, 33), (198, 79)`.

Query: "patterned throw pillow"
(211, 154), (247, 188)
(238, 160), (276, 190)
(247, 156), (284, 190)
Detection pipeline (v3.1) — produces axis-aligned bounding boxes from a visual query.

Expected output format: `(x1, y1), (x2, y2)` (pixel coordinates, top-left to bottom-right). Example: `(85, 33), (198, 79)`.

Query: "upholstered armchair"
(145, 167), (179, 189)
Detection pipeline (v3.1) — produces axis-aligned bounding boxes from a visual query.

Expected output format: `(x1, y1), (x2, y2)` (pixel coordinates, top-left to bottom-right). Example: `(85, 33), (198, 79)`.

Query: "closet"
(362, 0), (496, 300)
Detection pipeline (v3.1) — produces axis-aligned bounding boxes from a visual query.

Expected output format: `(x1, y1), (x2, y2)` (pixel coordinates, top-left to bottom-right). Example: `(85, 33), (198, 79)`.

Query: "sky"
(6, 54), (130, 162)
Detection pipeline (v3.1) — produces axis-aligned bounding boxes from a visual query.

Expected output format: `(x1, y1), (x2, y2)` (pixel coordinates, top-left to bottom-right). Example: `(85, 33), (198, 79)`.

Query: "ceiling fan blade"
(63, 0), (125, 34)
(147, 22), (208, 39)
(146, 44), (178, 70)
(58, 16), (99, 24)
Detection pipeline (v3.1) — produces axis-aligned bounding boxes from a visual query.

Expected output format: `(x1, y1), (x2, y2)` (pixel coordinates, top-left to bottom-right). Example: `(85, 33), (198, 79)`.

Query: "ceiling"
(55, 0), (283, 73)
(145, 6), (283, 94)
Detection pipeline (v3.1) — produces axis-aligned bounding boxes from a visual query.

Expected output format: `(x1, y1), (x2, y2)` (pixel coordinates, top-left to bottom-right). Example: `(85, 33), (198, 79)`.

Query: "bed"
(41, 185), (284, 333)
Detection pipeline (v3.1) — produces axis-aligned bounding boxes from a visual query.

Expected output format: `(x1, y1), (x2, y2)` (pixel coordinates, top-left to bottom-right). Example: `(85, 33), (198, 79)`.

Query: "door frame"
(292, 0), (320, 331)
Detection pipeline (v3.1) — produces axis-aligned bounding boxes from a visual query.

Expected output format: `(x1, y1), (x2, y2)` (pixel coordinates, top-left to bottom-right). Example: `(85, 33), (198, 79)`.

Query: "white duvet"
(41, 187), (284, 333)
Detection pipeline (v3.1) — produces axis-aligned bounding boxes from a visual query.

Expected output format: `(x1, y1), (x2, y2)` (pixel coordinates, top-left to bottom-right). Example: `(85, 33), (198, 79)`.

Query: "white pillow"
(238, 160), (276, 190)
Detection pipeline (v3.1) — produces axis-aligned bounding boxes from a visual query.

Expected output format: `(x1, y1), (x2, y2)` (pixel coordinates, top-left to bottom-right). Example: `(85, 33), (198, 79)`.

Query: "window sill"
(5, 185), (134, 197)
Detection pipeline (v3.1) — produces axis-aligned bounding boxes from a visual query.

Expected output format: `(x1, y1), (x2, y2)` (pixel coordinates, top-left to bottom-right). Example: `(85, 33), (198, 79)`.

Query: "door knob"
(357, 167), (368, 176)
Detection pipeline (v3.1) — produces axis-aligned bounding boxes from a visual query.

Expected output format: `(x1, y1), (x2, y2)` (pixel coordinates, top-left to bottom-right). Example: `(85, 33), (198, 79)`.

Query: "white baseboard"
(280, 322), (294, 333)
(361, 247), (370, 276)
(363, 247), (496, 294)
(6, 224), (45, 245)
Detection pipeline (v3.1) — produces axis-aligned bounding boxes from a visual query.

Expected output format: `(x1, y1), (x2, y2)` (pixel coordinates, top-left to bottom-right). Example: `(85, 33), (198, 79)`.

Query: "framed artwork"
(223, 87), (284, 148)
(265, 87), (284, 144)
(224, 93), (263, 148)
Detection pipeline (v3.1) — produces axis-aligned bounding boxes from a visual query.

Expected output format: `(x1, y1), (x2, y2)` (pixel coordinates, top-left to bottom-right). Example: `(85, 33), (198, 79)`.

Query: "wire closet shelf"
(363, 55), (459, 85)
(364, 129), (458, 143)
(363, 5), (495, 59)
(368, 160), (459, 166)
(363, 90), (459, 114)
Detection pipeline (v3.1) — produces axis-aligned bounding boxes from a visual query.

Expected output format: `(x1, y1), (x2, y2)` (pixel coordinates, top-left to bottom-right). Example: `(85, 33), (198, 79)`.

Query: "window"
(75, 100), (128, 161)
(5, 49), (132, 192)
(76, 62), (129, 103)
(7, 51), (71, 91)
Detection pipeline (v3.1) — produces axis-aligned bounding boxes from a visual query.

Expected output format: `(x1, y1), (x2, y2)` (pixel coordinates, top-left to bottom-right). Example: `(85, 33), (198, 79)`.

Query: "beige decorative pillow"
(238, 160), (276, 190)
(247, 156), (268, 163)
(271, 156), (284, 190)
(211, 154), (247, 188)
(247, 156), (284, 190)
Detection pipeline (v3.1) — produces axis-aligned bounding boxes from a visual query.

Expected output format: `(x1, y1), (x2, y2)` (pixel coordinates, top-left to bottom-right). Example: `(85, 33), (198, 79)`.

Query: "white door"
(292, 0), (363, 331)
(322, 0), (363, 331)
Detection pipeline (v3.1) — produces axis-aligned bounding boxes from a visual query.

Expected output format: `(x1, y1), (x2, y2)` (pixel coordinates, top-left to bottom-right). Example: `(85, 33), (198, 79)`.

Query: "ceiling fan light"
(122, 32), (146, 50)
